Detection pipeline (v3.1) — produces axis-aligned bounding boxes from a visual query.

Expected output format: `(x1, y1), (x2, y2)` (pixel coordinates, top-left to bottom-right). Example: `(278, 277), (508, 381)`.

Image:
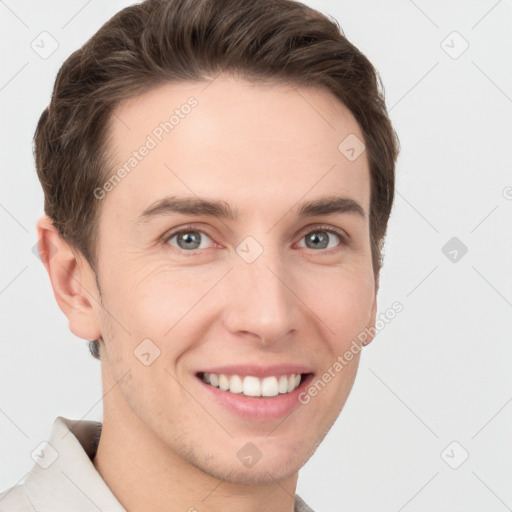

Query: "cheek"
(100, 266), (220, 355)
(302, 264), (375, 348)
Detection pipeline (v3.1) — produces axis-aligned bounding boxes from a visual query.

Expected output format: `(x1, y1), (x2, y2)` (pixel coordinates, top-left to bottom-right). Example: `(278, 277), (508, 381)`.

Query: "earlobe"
(36, 215), (102, 341)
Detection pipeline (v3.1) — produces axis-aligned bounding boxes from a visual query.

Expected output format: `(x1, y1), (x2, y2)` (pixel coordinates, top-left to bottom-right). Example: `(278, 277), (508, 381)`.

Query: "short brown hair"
(35, 0), (399, 359)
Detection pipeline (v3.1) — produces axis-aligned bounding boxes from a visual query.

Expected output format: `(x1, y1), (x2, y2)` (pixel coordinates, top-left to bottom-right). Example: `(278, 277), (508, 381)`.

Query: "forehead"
(103, 75), (370, 223)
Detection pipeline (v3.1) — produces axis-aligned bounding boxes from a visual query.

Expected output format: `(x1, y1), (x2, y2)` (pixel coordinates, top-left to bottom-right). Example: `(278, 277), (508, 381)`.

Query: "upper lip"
(196, 364), (313, 378)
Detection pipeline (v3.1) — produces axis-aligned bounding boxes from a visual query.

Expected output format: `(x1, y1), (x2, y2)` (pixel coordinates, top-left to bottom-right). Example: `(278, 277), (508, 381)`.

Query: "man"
(0, 0), (398, 510)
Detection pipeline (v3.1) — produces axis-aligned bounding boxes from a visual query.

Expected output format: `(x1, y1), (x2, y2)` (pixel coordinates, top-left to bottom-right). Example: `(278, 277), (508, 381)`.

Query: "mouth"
(194, 364), (314, 420)
(197, 371), (309, 398)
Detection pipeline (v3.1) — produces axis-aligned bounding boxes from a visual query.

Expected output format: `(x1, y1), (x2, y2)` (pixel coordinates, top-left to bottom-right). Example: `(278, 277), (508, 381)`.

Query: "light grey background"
(1, 1), (511, 510)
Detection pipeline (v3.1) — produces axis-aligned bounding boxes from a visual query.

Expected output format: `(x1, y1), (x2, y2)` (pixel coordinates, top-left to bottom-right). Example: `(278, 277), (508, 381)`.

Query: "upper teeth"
(202, 373), (302, 397)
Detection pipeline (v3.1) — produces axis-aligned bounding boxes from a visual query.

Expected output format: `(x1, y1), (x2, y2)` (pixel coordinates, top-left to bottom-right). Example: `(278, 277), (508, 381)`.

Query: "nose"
(222, 244), (299, 347)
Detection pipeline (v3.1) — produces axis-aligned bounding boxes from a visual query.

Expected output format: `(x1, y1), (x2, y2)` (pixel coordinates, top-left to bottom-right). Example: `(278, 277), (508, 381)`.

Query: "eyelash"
(162, 224), (349, 255)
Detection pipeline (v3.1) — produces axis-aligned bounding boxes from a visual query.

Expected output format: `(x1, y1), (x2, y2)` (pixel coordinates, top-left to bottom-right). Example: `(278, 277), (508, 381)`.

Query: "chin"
(204, 459), (301, 485)
(190, 438), (319, 485)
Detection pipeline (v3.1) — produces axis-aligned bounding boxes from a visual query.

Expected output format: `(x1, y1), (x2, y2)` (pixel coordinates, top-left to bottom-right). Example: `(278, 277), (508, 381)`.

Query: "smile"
(199, 372), (302, 397)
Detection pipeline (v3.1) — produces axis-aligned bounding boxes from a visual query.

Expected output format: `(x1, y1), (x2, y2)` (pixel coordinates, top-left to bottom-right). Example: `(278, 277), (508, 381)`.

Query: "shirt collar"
(23, 416), (126, 512)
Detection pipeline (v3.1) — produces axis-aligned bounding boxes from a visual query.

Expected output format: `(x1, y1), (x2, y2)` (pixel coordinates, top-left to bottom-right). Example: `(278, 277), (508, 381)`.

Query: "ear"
(36, 215), (102, 341)
(362, 286), (378, 347)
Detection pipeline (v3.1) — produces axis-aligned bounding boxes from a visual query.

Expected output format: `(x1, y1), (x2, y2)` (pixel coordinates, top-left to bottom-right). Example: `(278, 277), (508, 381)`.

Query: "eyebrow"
(296, 195), (365, 219)
(136, 195), (365, 224)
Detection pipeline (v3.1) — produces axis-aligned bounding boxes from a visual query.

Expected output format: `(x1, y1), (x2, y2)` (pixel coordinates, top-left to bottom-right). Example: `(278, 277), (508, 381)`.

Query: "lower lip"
(197, 374), (314, 421)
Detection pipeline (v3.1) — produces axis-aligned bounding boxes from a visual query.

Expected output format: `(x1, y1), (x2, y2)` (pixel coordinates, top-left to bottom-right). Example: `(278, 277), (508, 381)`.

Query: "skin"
(37, 74), (377, 512)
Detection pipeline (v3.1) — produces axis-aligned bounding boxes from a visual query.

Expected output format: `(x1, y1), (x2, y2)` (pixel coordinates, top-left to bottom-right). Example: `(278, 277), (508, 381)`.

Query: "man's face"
(91, 75), (376, 483)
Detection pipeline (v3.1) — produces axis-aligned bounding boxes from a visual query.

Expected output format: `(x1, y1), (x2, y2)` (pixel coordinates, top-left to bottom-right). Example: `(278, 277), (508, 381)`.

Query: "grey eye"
(299, 230), (341, 250)
(167, 230), (213, 250)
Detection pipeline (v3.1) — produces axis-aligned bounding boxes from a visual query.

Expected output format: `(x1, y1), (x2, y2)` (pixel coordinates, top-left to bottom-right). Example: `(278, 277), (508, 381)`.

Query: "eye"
(163, 224), (347, 254)
(296, 226), (346, 251)
(165, 228), (214, 251)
